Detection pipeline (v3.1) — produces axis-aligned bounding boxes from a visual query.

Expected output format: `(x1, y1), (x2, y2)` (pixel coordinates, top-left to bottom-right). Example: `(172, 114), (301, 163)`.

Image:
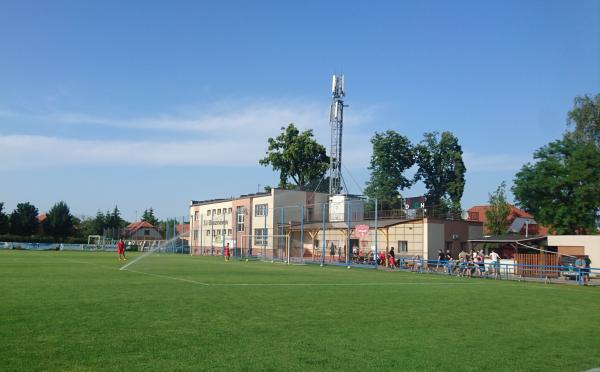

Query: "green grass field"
(1, 250), (599, 371)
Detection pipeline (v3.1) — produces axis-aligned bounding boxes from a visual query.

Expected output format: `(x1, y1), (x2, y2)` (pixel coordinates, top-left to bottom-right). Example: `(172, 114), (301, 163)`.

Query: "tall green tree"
(106, 205), (126, 229)
(414, 131), (466, 212)
(259, 123), (329, 190)
(485, 182), (511, 236)
(44, 201), (75, 240)
(141, 208), (159, 226)
(565, 93), (600, 146)
(364, 130), (414, 209)
(0, 202), (9, 234)
(9, 202), (39, 236)
(512, 139), (600, 234)
(76, 217), (98, 238)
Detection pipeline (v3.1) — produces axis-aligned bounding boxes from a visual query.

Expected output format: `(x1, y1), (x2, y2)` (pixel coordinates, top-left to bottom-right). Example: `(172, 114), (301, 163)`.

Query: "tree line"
(487, 93), (600, 235)
(260, 124), (466, 212)
(260, 93), (599, 235)
(0, 202), (170, 243)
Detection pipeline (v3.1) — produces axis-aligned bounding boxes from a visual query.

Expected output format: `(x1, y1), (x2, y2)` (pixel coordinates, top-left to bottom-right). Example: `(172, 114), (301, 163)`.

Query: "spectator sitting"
(413, 255), (422, 272)
(476, 254), (485, 277)
(447, 257), (455, 275)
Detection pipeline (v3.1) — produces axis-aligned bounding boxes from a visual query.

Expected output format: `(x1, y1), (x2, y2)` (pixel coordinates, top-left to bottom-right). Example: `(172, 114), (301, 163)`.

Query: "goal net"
(237, 234), (302, 263)
(119, 232), (189, 272)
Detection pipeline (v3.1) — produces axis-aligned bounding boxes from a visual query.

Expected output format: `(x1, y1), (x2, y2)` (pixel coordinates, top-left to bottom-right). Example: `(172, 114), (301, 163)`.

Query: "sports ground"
(1, 250), (599, 371)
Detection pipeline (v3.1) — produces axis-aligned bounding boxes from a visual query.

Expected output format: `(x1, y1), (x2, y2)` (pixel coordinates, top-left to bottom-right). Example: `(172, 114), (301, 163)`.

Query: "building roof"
(467, 204), (548, 235)
(468, 234), (547, 244)
(125, 220), (158, 233)
(176, 223), (190, 235)
(509, 217), (538, 233)
(190, 188), (329, 206)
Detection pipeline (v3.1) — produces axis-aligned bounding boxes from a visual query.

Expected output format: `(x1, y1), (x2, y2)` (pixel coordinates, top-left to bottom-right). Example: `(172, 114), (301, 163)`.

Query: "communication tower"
(328, 74), (346, 195)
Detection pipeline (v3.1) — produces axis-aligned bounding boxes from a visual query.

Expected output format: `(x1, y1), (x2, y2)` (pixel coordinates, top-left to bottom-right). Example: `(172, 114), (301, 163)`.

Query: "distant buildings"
(122, 221), (162, 240)
(467, 205), (548, 236)
(189, 188), (483, 259)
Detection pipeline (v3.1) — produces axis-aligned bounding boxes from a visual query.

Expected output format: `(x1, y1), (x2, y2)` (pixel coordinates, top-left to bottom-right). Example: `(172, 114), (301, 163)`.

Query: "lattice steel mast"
(328, 74), (346, 195)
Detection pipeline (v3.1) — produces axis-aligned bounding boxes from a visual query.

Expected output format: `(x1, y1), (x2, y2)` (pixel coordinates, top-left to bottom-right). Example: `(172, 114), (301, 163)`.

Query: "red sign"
(354, 224), (369, 238)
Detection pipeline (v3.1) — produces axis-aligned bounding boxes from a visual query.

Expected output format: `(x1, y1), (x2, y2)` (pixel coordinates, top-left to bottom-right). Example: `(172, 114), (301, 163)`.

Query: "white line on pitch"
(123, 269), (210, 286)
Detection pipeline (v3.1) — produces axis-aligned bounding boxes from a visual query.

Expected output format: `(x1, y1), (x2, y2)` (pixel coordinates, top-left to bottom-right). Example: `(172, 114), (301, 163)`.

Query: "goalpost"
(238, 234), (297, 263)
(119, 231), (189, 271)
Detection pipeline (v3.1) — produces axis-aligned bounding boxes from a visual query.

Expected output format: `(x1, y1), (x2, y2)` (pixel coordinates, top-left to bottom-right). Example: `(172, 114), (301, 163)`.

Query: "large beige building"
(189, 189), (483, 260)
(189, 188), (329, 256)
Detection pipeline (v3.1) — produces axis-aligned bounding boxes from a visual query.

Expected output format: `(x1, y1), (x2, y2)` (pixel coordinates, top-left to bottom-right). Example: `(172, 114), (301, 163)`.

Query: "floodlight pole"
(210, 212), (214, 256)
(346, 201), (350, 266)
(280, 207), (284, 260)
(200, 214), (203, 255)
(300, 205), (305, 264)
(321, 203), (326, 266)
(222, 210), (226, 256)
(374, 199), (378, 270)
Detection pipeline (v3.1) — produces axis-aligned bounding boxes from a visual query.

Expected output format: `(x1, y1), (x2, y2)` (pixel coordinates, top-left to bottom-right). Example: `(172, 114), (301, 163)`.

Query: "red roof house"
(467, 205), (548, 236)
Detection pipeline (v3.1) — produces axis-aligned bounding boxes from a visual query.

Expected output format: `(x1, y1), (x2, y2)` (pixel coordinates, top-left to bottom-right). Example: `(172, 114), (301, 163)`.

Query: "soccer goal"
(237, 234), (302, 264)
(119, 234), (188, 271)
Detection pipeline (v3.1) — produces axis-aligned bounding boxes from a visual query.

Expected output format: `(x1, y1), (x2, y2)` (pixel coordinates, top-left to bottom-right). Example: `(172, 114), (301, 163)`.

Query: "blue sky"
(1, 0), (599, 221)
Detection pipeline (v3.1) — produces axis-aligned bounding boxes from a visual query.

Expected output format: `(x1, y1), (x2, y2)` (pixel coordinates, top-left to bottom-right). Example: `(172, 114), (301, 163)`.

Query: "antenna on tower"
(328, 74), (346, 195)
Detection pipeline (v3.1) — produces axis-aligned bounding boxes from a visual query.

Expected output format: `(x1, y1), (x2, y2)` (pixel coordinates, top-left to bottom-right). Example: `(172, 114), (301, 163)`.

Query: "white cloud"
(0, 134), (263, 170)
(0, 100), (381, 170)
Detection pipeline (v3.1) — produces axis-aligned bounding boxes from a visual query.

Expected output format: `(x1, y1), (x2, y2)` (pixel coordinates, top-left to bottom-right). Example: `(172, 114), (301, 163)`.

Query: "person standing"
(388, 247), (396, 269)
(117, 239), (126, 261)
(224, 243), (231, 261)
(437, 249), (445, 271)
(490, 250), (500, 277)
(329, 243), (335, 263)
(575, 256), (586, 285)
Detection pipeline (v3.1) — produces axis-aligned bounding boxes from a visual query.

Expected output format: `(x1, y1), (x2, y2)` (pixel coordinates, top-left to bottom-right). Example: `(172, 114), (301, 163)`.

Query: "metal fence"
(189, 198), (469, 263)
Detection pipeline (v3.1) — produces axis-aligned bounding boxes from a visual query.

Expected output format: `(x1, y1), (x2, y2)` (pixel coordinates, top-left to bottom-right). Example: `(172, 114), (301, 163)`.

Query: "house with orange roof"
(122, 221), (162, 240)
(467, 205), (548, 236)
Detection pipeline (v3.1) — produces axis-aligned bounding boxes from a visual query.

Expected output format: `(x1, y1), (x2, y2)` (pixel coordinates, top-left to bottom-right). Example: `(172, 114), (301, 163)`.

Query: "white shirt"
(490, 252), (500, 262)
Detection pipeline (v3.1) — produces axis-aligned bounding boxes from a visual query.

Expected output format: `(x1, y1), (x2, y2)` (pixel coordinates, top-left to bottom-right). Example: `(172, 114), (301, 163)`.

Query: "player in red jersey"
(224, 243), (230, 261)
(117, 239), (126, 261)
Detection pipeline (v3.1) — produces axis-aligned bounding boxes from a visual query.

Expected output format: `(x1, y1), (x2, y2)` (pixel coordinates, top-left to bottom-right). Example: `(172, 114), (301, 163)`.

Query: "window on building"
(398, 240), (408, 252)
(144, 229), (150, 236)
(194, 211), (199, 221)
(227, 229), (232, 236)
(193, 230), (198, 240)
(217, 209), (221, 215)
(306, 207), (313, 222)
(228, 207), (232, 214)
(206, 230), (210, 236)
(237, 207), (245, 232)
(254, 228), (268, 246)
(255, 204), (268, 217)
(207, 210), (211, 216)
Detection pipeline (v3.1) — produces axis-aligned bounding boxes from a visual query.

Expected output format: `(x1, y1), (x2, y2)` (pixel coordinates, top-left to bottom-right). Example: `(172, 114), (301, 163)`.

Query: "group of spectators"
(368, 247), (503, 278)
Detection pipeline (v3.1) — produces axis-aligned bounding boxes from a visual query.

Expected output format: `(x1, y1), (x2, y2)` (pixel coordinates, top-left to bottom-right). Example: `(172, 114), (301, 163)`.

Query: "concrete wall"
(547, 235), (600, 267)
(426, 222), (444, 260)
(386, 221), (425, 258)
